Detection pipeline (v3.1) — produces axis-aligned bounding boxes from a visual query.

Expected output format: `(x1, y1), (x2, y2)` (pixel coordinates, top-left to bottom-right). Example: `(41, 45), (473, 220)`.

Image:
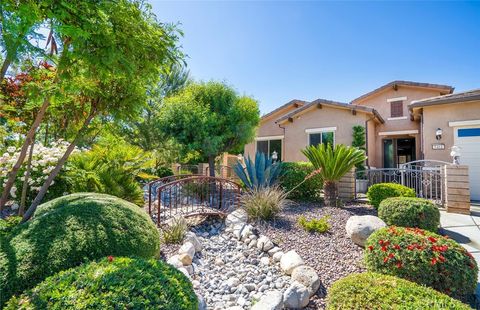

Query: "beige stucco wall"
(355, 86), (445, 167)
(244, 105), (369, 162)
(422, 100), (480, 162)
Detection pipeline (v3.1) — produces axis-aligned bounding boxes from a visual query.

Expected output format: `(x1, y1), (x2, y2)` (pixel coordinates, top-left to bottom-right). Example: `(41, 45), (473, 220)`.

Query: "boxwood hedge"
(0, 193), (160, 306)
(327, 272), (471, 310)
(5, 257), (198, 310)
(378, 197), (440, 232)
(364, 226), (478, 299)
(367, 183), (416, 208)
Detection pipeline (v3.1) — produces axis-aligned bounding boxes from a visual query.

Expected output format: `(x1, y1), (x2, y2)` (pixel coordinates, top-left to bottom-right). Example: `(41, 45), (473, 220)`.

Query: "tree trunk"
(208, 155), (215, 177)
(0, 98), (50, 210)
(323, 180), (338, 208)
(22, 111), (96, 222)
(0, 57), (11, 80)
(18, 135), (36, 216)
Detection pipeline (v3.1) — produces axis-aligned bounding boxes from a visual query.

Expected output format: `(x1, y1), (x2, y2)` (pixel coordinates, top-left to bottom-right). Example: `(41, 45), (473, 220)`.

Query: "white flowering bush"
(0, 140), (75, 207)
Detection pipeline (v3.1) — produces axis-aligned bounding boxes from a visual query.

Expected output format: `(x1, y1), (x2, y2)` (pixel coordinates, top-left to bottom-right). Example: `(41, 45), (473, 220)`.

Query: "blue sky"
(151, 1), (480, 115)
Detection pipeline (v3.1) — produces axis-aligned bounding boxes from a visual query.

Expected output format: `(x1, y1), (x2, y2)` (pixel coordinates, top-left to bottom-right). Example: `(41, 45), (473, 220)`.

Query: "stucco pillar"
(197, 163), (210, 176)
(444, 165), (471, 214)
(171, 163), (181, 174)
(338, 169), (355, 201)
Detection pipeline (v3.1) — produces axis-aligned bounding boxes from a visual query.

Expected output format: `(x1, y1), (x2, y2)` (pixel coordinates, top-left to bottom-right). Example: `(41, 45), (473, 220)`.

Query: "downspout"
(278, 123), (286, 162)
(420, 110), (424, 160)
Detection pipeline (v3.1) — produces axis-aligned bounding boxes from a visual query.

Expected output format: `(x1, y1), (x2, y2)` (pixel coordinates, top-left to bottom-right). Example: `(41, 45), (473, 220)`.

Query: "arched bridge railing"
(148, 176), (242, 226)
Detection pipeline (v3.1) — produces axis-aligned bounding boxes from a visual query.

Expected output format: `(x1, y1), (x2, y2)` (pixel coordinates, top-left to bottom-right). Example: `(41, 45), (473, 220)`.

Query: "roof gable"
(351, 80), (454, 104)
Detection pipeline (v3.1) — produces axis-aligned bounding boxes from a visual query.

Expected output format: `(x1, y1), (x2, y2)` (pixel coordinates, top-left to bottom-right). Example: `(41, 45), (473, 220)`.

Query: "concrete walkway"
(439, 206), (480, 298)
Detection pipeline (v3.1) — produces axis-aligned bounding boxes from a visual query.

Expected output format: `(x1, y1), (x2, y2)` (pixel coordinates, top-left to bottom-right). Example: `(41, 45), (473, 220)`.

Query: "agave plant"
(234, 152), (282, 190)
(302, 144), (366, 208)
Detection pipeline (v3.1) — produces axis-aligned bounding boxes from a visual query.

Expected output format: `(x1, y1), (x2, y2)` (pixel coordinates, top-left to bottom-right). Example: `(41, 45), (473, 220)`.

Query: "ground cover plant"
(327, 272), (471, 310)
(367, 183), (416, 209)
(240, 186), (287, 221)
(378, 197), (440, 232)
(298, 215), (330, 233)
(5, 257), (198, 310)
(0, 193), (160, 306)
(364, 226), (478, 299)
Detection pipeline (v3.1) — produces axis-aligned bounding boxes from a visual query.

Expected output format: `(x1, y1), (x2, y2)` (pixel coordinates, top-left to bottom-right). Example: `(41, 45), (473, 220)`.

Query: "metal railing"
(355, 160), (450, 205)
(204, 165), (235, 179)
(148, 175), (242, 226)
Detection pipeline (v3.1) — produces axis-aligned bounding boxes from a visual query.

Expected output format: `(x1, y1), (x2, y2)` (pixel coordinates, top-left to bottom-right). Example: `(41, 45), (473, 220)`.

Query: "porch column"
(338, 169), (355, 201)
(444, 165), (471, 214)
(197, 163), (210, 176)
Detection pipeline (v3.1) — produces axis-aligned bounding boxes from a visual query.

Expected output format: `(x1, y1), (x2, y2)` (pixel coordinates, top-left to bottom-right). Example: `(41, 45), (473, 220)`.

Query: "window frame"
(255, 137), (283, 161)
(390, 100), (404, 118)
(306, 127), (336, 148)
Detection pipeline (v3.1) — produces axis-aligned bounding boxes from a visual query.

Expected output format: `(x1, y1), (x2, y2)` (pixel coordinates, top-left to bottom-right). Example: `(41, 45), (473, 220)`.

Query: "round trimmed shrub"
(364, 226), (478, 299)
(0, 193), (160, 306)
(326, 272), (471, 310)
(367, 183), (416, 208)
(280, 162), (322, 200)
(378, 197), (440, 232)
(5, 257), (198, 310)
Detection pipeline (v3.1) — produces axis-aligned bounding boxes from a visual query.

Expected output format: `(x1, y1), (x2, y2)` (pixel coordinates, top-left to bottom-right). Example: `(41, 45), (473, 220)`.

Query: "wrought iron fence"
(355, 160), (451, 205)
(148, 175), (242, 226)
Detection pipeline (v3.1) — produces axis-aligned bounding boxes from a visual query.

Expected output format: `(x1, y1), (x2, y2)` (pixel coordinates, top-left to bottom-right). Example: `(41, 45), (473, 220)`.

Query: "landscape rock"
(179, 253), (193, 265)
(226, 209), (248, 227)
(166, 255), (183, 268)
(178, 241), (196, 258)
(280, 250), (304, 275)
(251, 290), (284, 310)
(345, 215), (386, 247)
(283, 281), (310, 309)
(291, 265), (320, 296)
(257, 235), (275, 252)
(272, 251), (284, 262)
(185, 231), (203, 252)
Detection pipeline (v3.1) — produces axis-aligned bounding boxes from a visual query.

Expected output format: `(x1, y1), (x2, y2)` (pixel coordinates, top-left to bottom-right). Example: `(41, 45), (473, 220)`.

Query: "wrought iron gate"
(355, 160), (451, 205)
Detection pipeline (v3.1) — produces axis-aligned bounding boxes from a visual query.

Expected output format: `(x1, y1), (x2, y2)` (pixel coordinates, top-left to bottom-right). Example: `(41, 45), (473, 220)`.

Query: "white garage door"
(454, 126), (480, 201)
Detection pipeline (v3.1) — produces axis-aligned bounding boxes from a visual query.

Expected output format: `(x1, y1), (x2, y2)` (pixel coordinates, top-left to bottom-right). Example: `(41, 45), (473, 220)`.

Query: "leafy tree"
(159, 81), (260, 176)
(0, 0), (45, 79)
(113, 63), (190, 167)
(302, 144), (366, 208)
(16, 0), (183, 220)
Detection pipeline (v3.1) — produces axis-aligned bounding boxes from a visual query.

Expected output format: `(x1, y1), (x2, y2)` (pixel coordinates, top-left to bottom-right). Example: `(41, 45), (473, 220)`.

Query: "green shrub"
(280, 162), (322, 200)
(364, 226), (478, 299)
(240, 186), (287, 221)
(378, 197), (440, 232)
(367, 183), (416, 208)
(155, 166), (174, 178)
(326, 272), (471, 310)
(0, 193), (160, 306)
(5, 257), (198, 310)
(298, 215), (330, 233)
(162, 216), (188, 244)
(0, 216), (22, 236)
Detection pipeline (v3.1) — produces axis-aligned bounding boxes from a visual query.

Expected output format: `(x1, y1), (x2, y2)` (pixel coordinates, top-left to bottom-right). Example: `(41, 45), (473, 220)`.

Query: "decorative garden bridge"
(146, 175), (242, 226)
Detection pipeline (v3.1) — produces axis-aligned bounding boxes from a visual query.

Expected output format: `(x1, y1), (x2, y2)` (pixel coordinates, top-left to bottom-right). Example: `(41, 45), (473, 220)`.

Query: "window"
(309, 131), (335, 147)
(390, 101), (403, 117)
(256, 139), (282, 160)
(458, 128), (480, 137)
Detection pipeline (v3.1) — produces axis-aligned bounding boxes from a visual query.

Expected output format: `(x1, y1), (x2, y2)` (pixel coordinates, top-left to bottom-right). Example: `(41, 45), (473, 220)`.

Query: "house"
(243, 81), (480, 200)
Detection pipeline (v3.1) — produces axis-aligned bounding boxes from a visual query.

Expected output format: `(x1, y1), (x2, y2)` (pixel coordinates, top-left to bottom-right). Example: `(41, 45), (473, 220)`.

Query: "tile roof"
(410, 89), (480, 108)
(261, 99), (306, 120)
(351, 80), (454, 104)
(275, 98), (384, 124)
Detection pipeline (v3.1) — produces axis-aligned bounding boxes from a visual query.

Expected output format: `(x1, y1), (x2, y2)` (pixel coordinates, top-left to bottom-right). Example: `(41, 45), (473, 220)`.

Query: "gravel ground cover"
(257, 201), (376, 309)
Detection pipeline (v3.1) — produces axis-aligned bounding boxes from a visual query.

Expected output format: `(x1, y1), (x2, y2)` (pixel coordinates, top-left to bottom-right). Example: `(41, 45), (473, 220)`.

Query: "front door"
(383, 138), (415, 168)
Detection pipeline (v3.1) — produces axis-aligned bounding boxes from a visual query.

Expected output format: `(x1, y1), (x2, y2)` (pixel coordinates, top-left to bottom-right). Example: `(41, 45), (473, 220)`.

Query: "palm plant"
(302, 144), (366, 207)
(234, 152), (282, 190)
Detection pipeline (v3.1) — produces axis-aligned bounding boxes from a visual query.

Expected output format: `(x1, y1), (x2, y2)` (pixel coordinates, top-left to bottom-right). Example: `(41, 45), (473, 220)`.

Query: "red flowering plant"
(364, 226), (478, 300)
